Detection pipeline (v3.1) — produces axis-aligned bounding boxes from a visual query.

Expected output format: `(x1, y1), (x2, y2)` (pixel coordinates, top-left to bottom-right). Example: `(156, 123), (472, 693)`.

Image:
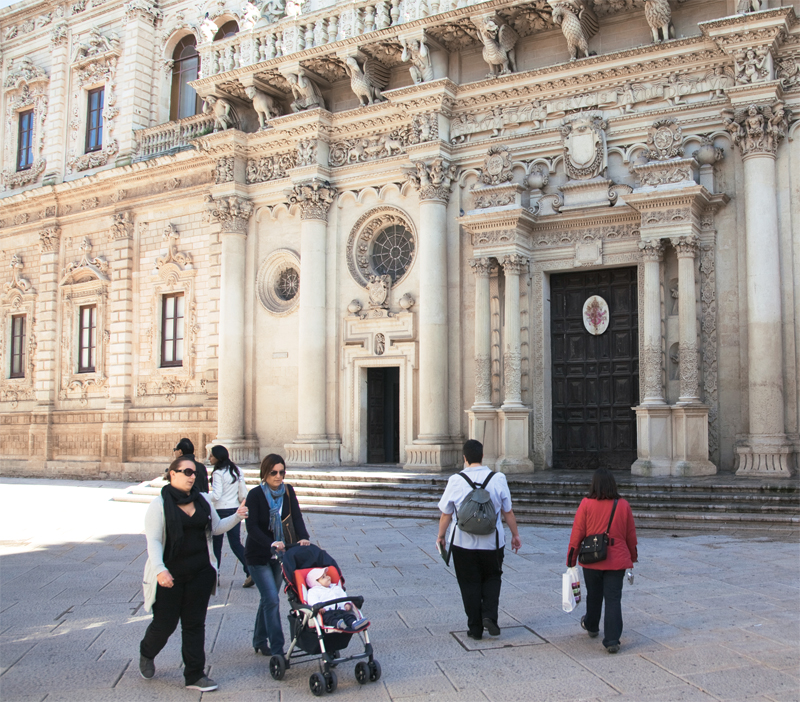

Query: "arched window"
(214, 21), (239, 40)
(170, 35), (201, 121)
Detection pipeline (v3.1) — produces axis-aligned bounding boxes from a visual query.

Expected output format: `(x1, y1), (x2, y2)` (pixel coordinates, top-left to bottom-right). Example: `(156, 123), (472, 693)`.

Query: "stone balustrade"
(132, 113), (216, 161)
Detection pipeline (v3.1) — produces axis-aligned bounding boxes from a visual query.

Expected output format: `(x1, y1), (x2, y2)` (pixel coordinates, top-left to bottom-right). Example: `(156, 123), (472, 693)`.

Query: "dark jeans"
(140, 565), (215, 685)
(321, 609), (358, 629)
(582, 568), (625, 648)
(451, 545), (504, 636)
(212, 508), (249, 577)
(250, 560), (284, 655)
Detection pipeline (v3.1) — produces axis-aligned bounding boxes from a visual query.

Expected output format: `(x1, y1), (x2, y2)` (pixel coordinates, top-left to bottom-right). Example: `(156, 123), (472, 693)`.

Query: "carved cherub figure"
(735, 48), (769, 84)
(245, 85), (281, 128)
(288, 70), (325, 112)
(474, 17), (518, 77)
(400, 38), (433, 84)
(548, 0), (598, 61)
(203, 95), (233, 131)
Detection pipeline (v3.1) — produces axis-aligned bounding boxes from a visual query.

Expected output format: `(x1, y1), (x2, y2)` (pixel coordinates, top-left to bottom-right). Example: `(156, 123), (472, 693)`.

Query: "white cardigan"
(142, 492), (243, 613)
(210, 468), (248, 510)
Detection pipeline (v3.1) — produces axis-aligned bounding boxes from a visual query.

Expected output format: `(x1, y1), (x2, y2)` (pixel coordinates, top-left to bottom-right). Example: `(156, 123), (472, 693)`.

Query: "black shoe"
(581, 616), (599, 638)
(466, 631), (483, 641)
(139, 654), (155, 679)
(186, 675), (218, 691)
(254, 646), (270, 656)
(482, 618), (501, 636)
(606, 644), (620, 653)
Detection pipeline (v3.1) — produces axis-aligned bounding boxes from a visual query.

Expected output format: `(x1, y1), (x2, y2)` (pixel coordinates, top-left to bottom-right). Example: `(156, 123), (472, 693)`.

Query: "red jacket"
(567, 497), (638, 570)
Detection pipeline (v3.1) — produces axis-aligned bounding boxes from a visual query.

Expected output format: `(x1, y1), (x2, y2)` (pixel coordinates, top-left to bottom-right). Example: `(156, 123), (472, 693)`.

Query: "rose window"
(276, 267), (299, 301)
(371, 225), (414, 282)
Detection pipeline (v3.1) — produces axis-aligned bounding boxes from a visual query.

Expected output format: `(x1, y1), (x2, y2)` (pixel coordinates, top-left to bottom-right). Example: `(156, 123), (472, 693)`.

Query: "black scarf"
(161, 484), (210, 563)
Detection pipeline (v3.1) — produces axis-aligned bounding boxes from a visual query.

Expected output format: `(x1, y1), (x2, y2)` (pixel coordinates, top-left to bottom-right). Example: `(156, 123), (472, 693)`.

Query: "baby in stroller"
(271, 544), (381, 696)
(305, 568), (370, 632)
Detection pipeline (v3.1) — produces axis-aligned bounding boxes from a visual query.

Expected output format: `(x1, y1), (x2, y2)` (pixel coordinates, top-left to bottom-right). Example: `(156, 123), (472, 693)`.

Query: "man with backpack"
(436, 439), (522, 640)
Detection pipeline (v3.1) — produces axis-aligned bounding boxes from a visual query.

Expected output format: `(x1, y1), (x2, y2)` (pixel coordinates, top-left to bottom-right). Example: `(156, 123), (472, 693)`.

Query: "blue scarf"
(261, 483), (285, 543)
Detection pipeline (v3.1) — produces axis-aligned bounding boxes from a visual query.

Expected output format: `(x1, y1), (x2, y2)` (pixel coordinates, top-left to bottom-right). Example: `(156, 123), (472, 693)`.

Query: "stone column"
(469, 257), (492, 408)
(404, 158), (459, 471)
(285, 179), (340, 466)
(671, 236), (701, 403)
(726, 101), (795, 475)
(501, 254), (526, 409)
(639, 238), (666, 405)
(206, 195), (257, 464)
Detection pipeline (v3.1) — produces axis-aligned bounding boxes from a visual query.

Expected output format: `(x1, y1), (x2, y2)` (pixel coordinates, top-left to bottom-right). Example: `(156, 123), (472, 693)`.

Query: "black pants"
(140, 566), (215, 684)
(582, 568), (625, 648)
(451, 545), (504, 636)
(321, 610), (357, 629)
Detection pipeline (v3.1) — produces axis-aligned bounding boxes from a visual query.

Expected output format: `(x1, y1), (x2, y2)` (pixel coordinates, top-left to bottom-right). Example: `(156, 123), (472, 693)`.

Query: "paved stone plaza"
(1, 477), (799, 702)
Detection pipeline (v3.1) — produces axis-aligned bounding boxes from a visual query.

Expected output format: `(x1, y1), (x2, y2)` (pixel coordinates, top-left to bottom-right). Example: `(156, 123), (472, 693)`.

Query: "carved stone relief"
(346, 207), (416, 288)
(560, 113), (607, 180)
(287, 179), (336, 221)
(405, 158), (458, 202)
(723, 101), (791, 157)
(246, 151), (297, 183)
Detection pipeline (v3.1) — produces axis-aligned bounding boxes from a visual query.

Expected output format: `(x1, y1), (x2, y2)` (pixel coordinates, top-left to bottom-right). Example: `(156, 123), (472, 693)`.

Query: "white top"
(437, 466), (512, 550)
(306, 582), (350, 610)
(210, 468), (248, 509)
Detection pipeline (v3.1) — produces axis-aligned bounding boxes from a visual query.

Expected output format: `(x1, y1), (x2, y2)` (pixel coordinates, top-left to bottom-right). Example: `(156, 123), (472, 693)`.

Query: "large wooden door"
(550, 267), (639, 470)
(367, 367), (400, 463)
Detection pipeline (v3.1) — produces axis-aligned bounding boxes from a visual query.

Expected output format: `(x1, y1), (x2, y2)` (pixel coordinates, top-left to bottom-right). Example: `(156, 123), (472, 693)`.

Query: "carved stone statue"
(473, 16), (518, 77)
(722, 102), (791, 157)
(203, 95), (233, 131)
(400, 38), (433, 84)
(74, 26), (119, 60)
(560, 113), (607, 180)
(644, 0), (675, 43)
(240, 1), (260, 29)
(288, 70), (325, 112)
(343, 55), (390, 106)
(734, 47), (770, 85)
(261, 0), (287, 24)
(736, 0), (761, 13)
(245, 85), (281, 129)
(199, 14), (218, 42)
(548, 0), (598, 61)
(367, 274), (392, 309)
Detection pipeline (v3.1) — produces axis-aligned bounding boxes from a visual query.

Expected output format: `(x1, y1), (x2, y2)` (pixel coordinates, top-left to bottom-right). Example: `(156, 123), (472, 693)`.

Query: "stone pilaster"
(285, 179), (341, 466)
(638, 238), (666, 405)
(671, 235), (701, 403)
(725, 99), (796, 476)
(501, 254), (526, 409)
(43, 25), (69, 184)
(469, 257), (492, 409)
(404, 158), (460, 471)
(206, 194), (258, 465)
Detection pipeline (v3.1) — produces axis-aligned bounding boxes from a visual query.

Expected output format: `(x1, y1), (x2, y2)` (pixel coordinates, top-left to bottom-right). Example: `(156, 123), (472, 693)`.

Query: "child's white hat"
(306, 567), (327, 588)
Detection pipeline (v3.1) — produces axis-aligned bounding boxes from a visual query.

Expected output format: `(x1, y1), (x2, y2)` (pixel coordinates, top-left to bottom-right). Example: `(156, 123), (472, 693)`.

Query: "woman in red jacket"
(567, 468), (637, 653)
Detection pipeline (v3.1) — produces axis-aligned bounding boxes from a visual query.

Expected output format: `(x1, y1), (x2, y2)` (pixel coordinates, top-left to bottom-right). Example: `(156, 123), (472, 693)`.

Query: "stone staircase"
(113, 467), (800, 535)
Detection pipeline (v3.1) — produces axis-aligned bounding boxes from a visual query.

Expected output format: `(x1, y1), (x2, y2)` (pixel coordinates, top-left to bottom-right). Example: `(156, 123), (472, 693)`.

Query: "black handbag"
(281, 486), (297, 545)
(578, 499), (618, 565)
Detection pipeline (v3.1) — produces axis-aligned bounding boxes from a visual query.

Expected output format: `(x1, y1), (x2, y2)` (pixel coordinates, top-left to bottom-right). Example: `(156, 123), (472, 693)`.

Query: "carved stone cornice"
(638, 238), (665, 262)
(469, 257), (493, 277)
(459, 206), (537, 250)
(501, 253), (528, 276)
(671, 235), (699, 258)
(204, 195), (254, 234)
(699, 7), (795, 55)
(722, 100), (790, 158)
(405, 158), (458, 203)
(286, 179), (337, 221)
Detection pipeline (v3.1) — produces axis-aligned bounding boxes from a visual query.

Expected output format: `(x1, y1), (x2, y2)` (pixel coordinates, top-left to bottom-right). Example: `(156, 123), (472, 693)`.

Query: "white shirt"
(210, 468), (248, 509)
(437, 466), (512, 550)
(306, 582), (350, 610)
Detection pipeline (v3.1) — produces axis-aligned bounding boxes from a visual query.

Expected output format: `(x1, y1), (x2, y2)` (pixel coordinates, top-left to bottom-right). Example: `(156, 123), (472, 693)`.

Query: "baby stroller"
(270, 544), (381, 696)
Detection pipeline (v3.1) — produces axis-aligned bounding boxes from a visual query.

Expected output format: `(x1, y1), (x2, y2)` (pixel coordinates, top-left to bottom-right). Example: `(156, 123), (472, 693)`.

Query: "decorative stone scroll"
(406, 158), (458, 202)
(204, 195), (254, 234)
(287, 179), (337, 221)
(723, 102), (791, 157)
(155, 224), (193, 270)
(62, 237), (109, 282)
(4, 255), (31, 294)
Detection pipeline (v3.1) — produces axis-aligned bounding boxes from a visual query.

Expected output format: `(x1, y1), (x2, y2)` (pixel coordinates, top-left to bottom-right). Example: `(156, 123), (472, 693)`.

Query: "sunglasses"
(173, 468), (196, 477)
(269, 469), (286, 476)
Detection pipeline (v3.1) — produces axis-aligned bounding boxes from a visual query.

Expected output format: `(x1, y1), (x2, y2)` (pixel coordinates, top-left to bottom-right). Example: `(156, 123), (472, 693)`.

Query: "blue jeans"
(250, 560), (284, 655)
(212, 508), (249, 577)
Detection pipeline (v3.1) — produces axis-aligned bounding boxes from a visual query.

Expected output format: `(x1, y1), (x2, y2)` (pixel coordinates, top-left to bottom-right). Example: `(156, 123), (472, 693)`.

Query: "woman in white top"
(209, 445), (251, 587)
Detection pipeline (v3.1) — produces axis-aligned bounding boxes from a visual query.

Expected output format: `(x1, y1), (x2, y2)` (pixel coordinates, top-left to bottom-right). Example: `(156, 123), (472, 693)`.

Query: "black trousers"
(451, 545), (504, 636)
(321, 610), (358, 629)
(582, 568), (625, 648)
(140, 565), (215, 684)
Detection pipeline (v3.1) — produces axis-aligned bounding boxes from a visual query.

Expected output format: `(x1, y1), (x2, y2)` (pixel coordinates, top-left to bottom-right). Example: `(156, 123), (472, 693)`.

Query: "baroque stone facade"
(1, 0), (799, 477)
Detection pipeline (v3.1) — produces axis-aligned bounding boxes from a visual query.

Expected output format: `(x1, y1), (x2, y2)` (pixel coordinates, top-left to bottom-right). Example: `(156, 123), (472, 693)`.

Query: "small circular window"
(372, 225), (414, 282)
(346, 208), (417, 288)
(257, 249), (300, 316)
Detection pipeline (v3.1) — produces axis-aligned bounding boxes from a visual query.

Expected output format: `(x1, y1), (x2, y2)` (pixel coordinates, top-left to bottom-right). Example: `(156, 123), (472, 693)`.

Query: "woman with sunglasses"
(245, 453), (311, 661)
(139, 456), (248, 692)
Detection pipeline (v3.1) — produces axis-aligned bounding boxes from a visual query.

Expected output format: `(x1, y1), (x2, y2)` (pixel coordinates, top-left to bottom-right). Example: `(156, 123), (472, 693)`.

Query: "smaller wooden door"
(367, 367), (400, 463)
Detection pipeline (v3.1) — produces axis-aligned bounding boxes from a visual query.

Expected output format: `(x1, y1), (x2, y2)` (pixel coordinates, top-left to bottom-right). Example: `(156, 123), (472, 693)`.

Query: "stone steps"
(112, 468), (800, 534)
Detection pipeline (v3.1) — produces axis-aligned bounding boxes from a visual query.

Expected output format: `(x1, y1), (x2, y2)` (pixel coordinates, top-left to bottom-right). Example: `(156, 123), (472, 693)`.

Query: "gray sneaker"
(186, 675), (218, 691)
(139, 655), (155, 679)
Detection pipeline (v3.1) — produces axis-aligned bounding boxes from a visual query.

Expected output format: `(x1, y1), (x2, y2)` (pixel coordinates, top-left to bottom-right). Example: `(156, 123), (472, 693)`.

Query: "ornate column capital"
(469, 257), (493, 277)
(501, 253), (528, 276)
(406, 158), (458, 203)
(287, 179), (337, 221)
(204, 195), (254, 234)
(39, 226), (61, 253)
(638, 238), (665, 262)
(671, 235), (699, 258)
(722, 101), (791, 158)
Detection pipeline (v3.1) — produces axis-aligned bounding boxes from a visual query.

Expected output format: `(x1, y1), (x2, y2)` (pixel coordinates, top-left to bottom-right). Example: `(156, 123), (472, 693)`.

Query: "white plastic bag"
(561, 566), (582, 613)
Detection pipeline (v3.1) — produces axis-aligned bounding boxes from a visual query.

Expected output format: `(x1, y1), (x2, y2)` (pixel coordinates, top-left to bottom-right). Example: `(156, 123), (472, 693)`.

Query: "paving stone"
(642, 643), (754, 675)
(683, 665), (800, 700)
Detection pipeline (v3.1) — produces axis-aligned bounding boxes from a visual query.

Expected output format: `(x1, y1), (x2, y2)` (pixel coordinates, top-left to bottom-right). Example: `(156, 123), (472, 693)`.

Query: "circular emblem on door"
(582, 295), (609, 335)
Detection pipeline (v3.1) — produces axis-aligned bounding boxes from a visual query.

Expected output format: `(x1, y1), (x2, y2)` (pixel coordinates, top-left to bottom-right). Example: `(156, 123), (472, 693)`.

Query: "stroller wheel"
(309, 672), (326, 697)
(269, 655), (286, 681)
(354, 661), (369, 685)
(368, 659), (382, 682)
(324, 670), (338, 693)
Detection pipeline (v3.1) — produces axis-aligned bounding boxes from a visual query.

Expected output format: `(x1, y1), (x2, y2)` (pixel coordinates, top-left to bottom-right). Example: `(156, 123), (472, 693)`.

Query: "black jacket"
(183, 454), (209, 493)
(245, 483), (309, 567)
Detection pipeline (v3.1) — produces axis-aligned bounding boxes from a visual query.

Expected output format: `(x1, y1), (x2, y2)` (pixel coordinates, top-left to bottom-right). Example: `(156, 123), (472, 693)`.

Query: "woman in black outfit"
(139, 456), (247, 691)
(245, 453), (311, 659)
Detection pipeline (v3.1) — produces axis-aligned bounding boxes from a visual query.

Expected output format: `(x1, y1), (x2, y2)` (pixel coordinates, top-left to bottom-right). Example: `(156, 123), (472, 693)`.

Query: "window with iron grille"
(10, 314), (25, 378)
(161, 293), (184, 367)
(17, 110), (34, 171)
(78, 305), (97, 373)
(86, 87), (104, 153)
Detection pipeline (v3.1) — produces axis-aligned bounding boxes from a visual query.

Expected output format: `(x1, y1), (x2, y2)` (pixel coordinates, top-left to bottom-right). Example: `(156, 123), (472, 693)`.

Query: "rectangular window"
(85, 87), (104, 153)
(10, 315), (26, 378)
(17, 110), (34, 171)
(161, 293), (184, 367)
(78, 305), (97, 373)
